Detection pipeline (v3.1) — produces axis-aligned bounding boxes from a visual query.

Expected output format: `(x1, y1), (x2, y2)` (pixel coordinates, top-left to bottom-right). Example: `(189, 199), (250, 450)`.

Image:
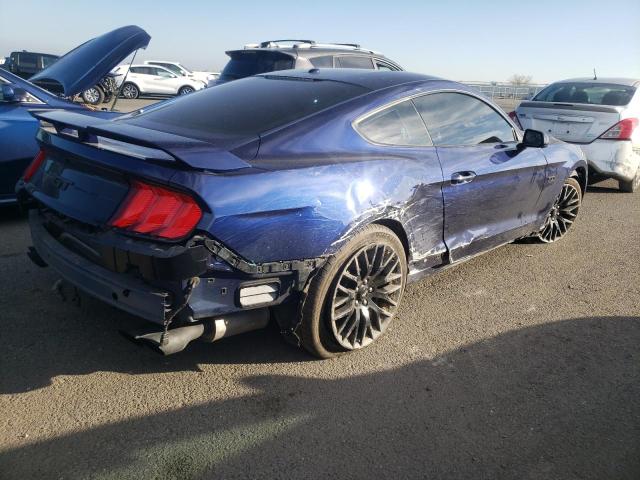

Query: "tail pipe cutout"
(123, 308), (270, 355)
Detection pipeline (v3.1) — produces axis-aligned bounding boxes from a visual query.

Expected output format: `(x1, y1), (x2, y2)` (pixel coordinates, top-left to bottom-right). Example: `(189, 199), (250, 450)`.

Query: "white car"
(144, 60), (219, 84)
(514, 78), (640, 192)
(112, 64), (206, 99)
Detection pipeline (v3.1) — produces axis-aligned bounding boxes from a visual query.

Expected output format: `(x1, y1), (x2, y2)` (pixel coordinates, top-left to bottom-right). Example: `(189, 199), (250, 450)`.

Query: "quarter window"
(375, 61), (399, 71)
(413, 92), (515, 146)
(336, 56), (374, 69)
(310, 56), (334, 68)
(356, 100), (431, 146)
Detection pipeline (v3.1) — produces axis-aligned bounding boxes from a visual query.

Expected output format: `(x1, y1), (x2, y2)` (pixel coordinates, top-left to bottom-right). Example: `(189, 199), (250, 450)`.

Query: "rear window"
(220, 51), (295, 81)
(533, 82), (636, 106)
(125, 76), (369, 141)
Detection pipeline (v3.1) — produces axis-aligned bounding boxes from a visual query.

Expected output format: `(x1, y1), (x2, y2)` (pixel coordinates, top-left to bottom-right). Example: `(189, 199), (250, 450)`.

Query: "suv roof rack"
(244, 40), (379, 54)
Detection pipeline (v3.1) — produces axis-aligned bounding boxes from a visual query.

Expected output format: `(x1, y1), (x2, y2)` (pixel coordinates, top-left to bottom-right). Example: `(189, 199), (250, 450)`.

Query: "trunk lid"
(24, 110), (254, 226)
(516, 101), (623, 143)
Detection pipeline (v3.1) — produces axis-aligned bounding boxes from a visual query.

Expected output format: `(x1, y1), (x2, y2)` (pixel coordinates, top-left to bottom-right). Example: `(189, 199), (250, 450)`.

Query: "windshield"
(124, 75), (369, 142)
(533, 82), (636, 106)
(220, 51), (294, 81)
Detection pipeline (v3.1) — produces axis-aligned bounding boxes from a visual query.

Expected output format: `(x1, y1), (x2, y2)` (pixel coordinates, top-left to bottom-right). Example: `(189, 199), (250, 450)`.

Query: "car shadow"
(0, 291), (311, 394)
(0, 204), (26, 222)
(1, 316), (638, 479)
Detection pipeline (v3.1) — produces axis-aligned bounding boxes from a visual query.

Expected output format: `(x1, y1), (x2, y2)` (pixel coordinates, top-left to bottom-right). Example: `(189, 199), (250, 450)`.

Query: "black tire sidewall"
(299, 224), (407, 358)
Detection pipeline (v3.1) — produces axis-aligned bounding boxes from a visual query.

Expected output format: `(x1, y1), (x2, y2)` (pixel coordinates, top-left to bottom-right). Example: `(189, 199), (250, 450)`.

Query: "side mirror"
(521, 129), (549, 148)
(1, 84), (29, 103)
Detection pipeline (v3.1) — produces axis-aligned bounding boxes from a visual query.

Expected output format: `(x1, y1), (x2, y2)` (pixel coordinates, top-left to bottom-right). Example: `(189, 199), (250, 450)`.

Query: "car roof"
(11, 51), (59, 58)
(226, 46), (397, 63)
(130, 64), (170, 69)
(555, 77), (640, 87)
(258, 68), (441, 91)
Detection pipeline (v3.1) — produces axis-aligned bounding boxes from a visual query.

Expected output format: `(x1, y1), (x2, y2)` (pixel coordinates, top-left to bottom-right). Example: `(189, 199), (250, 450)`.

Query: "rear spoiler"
(31, 110), (253, 172)
(518, 101), (623, 114)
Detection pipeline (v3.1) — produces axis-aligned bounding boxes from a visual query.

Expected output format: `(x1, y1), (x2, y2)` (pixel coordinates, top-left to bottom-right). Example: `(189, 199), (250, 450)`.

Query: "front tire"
(121, 82), (139, 99)
(535, 177), (582, 243)
(298, 224), (407, 358)
(178, 86), (195, 95)
(619, 167), (640, 193)
(81, 86), (104, 105)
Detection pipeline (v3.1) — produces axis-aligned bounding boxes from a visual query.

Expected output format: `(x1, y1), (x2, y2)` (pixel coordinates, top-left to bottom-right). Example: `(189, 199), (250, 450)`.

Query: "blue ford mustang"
(17, 69), (587, 357)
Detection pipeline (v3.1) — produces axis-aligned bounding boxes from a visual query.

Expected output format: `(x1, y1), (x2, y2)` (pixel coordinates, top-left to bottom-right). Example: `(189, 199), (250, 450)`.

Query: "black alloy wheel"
(329, 243), (404, 349)
(537, 177), (581, 243)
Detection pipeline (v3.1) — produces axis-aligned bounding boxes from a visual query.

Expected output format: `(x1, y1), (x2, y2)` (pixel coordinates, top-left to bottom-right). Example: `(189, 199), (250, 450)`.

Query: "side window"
(309, 56), (334, 68)
(413, 92), (515, 146)
(42, 55), (57, 68)
(336, 56), (374, 69)
(155, 68), (173, 78)
(355, 100), (431, 146)
(375, 60), (400, 71)
(18, 53), (38, 69)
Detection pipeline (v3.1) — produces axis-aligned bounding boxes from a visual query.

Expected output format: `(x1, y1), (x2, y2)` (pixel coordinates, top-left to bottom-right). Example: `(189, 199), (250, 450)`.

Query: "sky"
(1, 0), (639, 84)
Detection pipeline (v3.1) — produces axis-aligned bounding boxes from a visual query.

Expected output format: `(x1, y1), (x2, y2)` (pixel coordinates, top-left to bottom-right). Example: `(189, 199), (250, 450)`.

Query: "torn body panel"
(18, 71), (589, 354)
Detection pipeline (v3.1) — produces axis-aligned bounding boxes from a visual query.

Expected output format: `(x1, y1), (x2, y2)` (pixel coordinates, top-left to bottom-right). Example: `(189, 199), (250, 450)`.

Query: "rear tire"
(121, 82), (139, 99)
(298, 224), (407, 358)
(81, 86), (104, 105)
(534, 177), (581, 243)
(619, 167), (639, 193)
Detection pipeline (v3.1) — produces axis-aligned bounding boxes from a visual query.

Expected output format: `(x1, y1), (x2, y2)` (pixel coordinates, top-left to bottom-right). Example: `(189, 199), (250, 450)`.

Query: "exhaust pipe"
(124, 308), (270, 355)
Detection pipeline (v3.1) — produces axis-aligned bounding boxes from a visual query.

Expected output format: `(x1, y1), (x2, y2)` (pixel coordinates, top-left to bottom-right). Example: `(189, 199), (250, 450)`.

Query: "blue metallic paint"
(20, 70), (587, 328)
(30, 25), (150, 97)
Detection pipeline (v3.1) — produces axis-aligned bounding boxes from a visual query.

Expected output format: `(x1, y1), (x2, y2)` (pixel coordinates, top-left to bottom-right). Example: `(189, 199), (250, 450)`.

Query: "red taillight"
(508, 111), (523, 130)
(109, 181), (202, 240)
(23, 149), (47, 182)
(599, 118), (638, 140)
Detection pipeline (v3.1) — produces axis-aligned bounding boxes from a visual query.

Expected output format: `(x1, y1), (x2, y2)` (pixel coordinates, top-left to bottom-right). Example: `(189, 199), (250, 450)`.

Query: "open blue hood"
(30, 25), (150, 97)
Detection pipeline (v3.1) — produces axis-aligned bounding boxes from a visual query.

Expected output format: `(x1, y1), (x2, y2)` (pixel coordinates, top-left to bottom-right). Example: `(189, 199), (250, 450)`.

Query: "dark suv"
(1, 51), (59, 79)
(214, 39), (403, 85)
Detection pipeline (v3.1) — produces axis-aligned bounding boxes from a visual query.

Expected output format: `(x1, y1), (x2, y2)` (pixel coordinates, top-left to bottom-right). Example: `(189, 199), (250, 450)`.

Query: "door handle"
(451, 171), (477, 185)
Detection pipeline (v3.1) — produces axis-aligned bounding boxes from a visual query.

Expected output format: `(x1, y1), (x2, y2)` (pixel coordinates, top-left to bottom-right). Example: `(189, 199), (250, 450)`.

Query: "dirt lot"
(0, 114), (638, 477)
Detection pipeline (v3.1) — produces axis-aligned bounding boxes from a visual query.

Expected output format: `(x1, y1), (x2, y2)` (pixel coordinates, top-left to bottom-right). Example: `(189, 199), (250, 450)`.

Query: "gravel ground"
(0, 152), (638, 477)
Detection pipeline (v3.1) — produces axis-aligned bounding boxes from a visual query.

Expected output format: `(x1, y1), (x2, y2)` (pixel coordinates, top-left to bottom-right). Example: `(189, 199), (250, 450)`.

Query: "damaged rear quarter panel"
(169, 92), (448, 266)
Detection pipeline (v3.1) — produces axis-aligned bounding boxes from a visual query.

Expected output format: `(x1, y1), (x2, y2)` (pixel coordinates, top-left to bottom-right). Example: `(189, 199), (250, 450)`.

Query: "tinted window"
(220, 52), (294, 81)
(42, 55), (57, 68)
(336, 56), (374, 69)
(375, 61), (397, 72)
(130, 67), (145, 74)
(533, 82), (636, 106)
(310, 56), (334, 68)
(356, 100), (431, 146)
(126, 76), (368, 141)
(413, 93), (515, 146)
(18, 53), (37, 69)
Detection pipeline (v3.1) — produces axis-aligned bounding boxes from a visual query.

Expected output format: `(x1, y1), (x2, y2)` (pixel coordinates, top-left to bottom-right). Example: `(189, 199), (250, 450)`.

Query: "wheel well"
(572, 167), (587, 196)
(179, 85), (194, 92)
(372, 219), (410, 260)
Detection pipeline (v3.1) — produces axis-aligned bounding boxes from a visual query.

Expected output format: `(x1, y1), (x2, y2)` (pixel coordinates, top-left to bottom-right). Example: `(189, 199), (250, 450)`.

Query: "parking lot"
(1, 176), (638, 478)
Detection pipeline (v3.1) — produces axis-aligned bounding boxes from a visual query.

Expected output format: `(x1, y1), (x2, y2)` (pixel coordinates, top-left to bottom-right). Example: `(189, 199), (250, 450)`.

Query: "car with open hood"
(0, 25), (150, 204)
(17, 69), (587, 358)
